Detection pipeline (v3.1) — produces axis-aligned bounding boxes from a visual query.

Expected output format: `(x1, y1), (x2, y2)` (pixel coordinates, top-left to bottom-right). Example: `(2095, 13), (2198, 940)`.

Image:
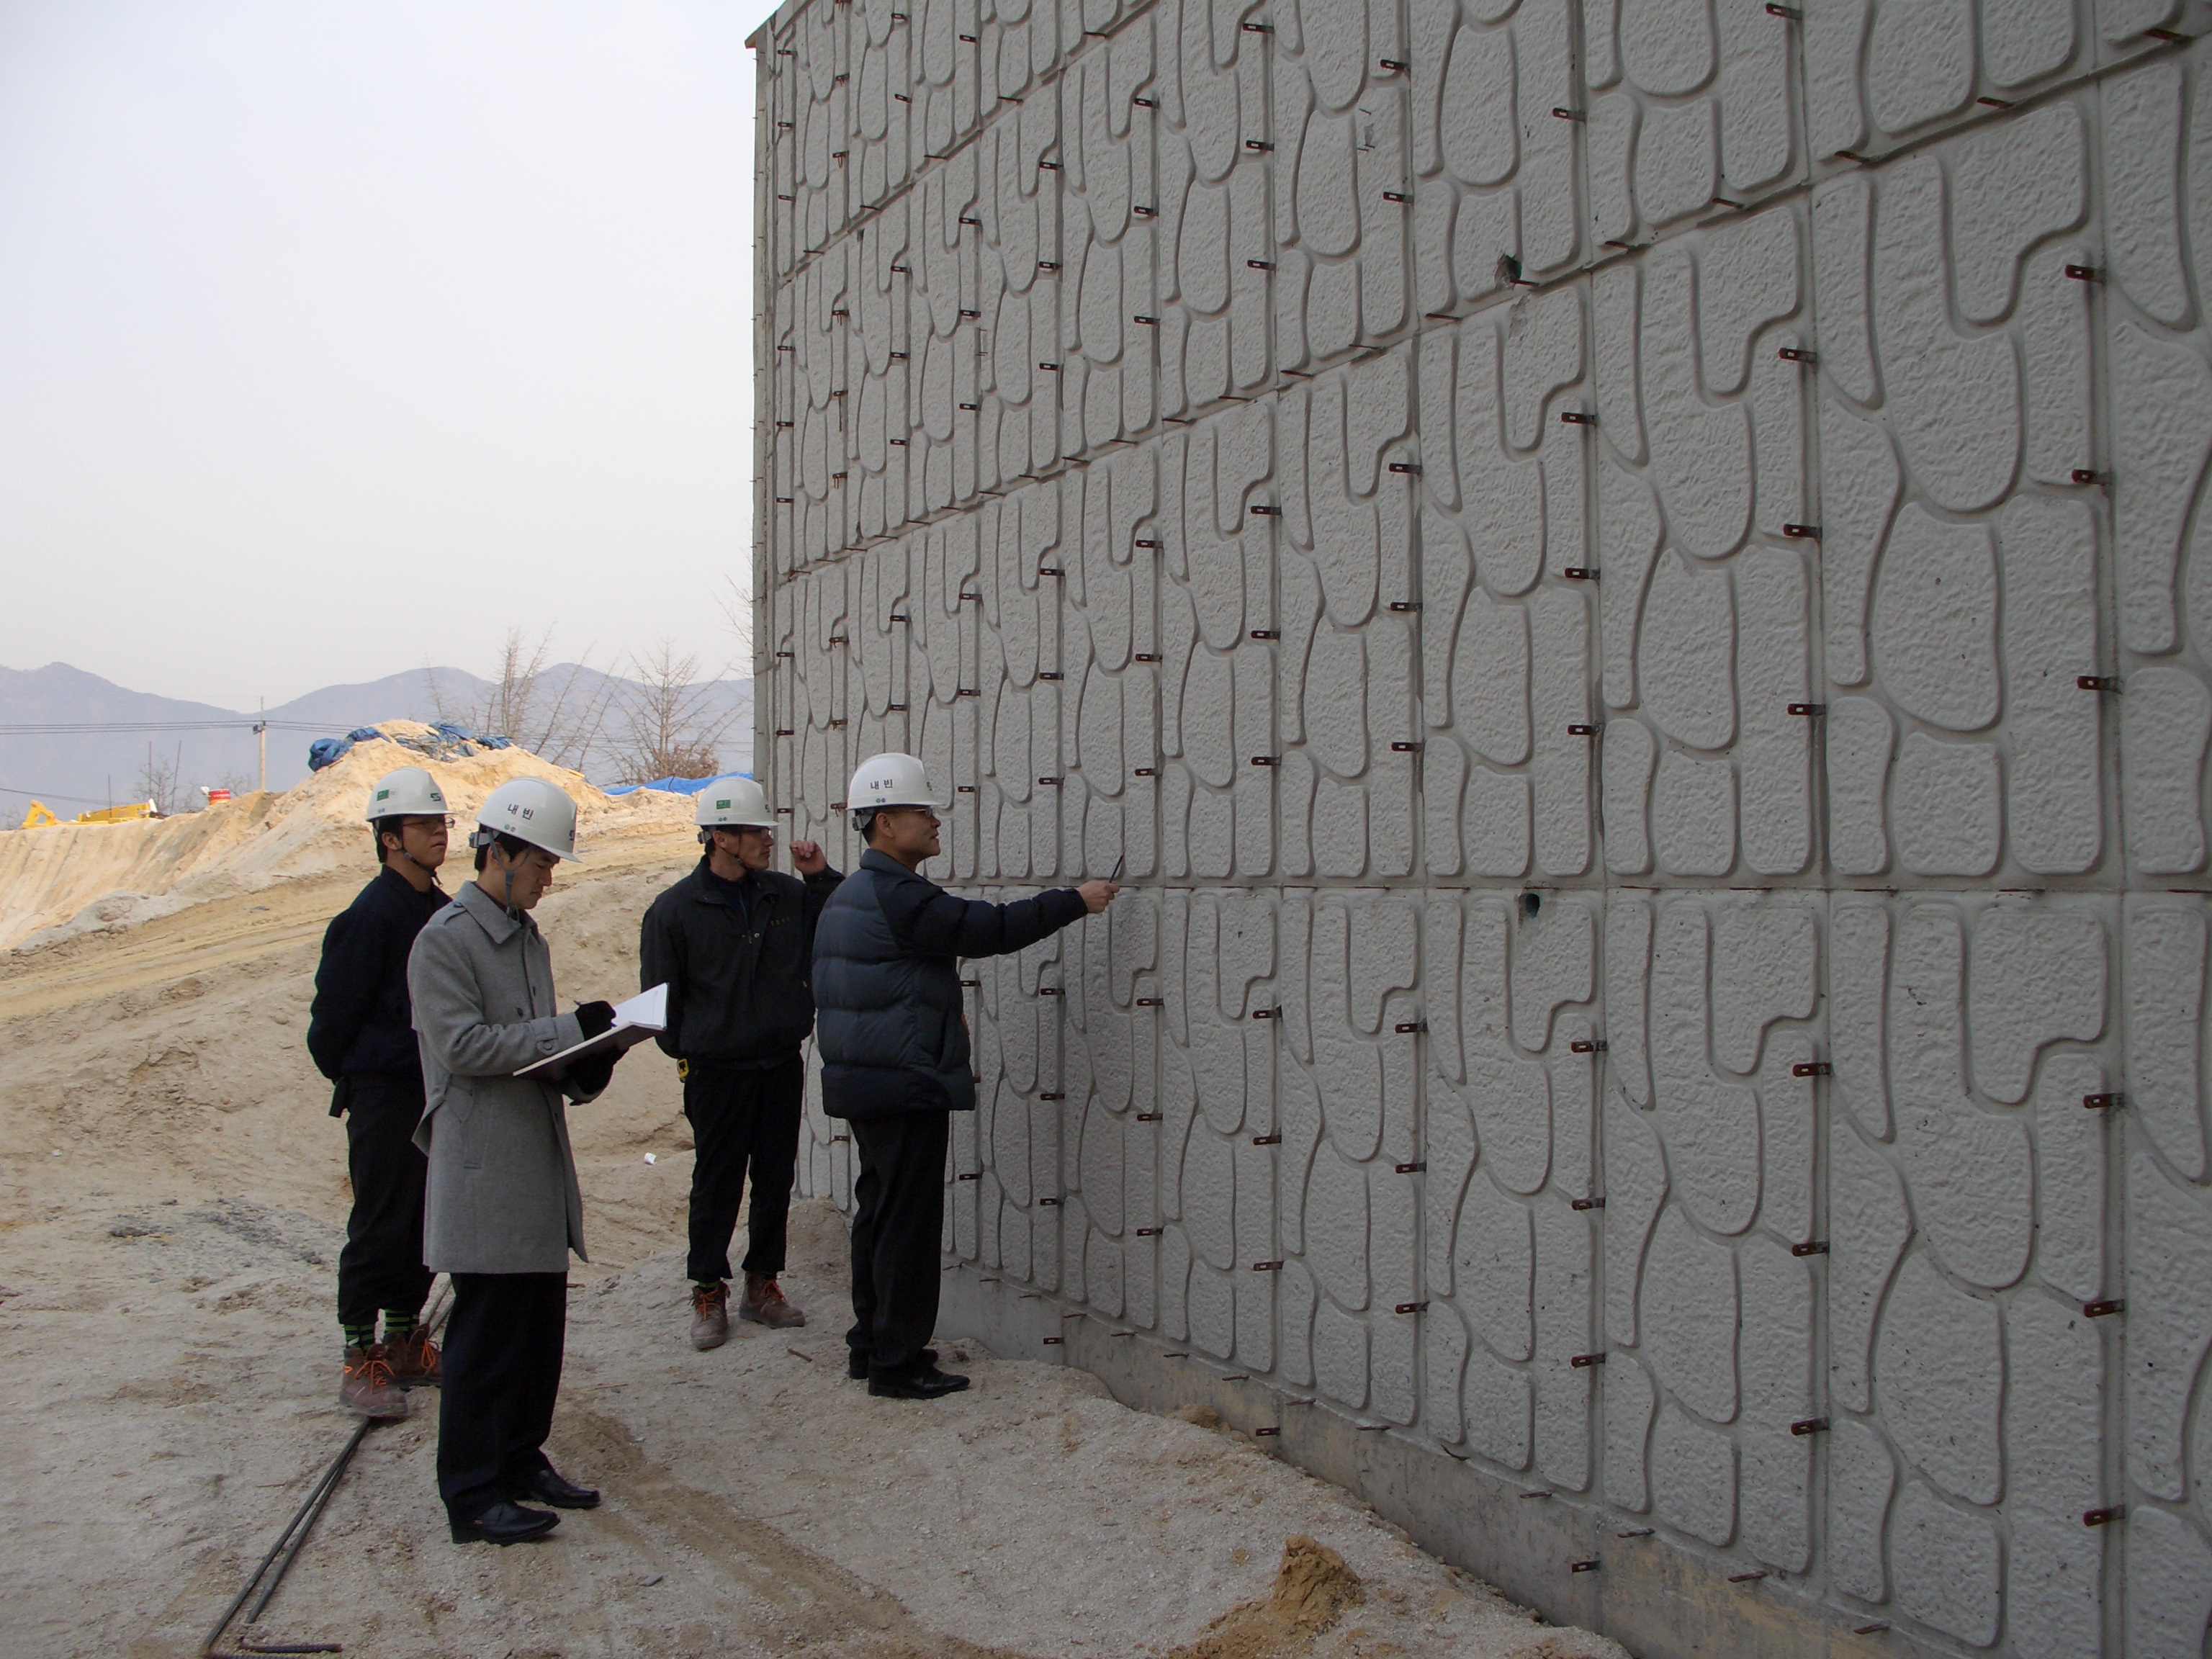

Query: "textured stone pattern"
(757, 1), (2212, 1652)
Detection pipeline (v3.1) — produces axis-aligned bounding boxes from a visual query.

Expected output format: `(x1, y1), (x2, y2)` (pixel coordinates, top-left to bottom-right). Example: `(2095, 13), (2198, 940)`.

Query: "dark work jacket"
(639, 856), (842, 1067)
(813, 849), (1087, 1120)
(307, 866), (448, 1108)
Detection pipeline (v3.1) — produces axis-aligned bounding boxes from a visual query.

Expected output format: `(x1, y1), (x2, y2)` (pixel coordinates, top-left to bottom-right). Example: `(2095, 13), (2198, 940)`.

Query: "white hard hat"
(365, 767), (448, 822)
(696, 777), (774, 829)
(472, 776), (584, 860)
(848, 752), (939, 815)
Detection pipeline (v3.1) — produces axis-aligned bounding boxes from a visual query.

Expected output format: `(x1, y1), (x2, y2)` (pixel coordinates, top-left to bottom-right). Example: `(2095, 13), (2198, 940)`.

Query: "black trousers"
(847, 1110), (950, 1378)
(436, 1272), (567, 1524)
(336, 1079), (436, 1330)
(683, 1056), (804, 1283)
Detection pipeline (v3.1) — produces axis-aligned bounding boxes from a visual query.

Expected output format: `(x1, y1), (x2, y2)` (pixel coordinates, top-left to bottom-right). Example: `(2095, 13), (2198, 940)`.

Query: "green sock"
(382, 1310), (418, 1343)
(343, 1321), (377, 1352)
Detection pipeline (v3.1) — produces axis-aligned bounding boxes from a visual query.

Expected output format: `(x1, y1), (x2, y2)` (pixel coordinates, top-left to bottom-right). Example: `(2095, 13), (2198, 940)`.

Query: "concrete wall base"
(940, 1262), (1940, 1659)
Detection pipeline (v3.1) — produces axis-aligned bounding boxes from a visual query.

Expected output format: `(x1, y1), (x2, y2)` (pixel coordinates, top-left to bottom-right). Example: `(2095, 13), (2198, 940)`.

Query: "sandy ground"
(0, 778), (1624, 1659)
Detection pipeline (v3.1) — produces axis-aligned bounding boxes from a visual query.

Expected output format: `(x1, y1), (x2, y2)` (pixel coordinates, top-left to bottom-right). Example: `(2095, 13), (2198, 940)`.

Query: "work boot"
(739, 1272), (806, 1328)
(386, 1329), (442, 1389)
(690, 1281), (732, 1350)
(869, 1363), (971, 1401)
(340, 1344), (408, 1419)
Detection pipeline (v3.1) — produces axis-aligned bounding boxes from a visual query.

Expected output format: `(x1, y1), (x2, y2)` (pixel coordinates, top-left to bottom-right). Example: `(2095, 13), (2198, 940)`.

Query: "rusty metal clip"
(1136, 997), (1164, 1007)
(2085, 1298), (2125, 1318)
(1395, 1300), (1429, 1314)
(1251, 1260), (1284, 1272)
(1570, 1040), (1608, 1054)
(2064, 264), (2103, 282)
(1378, 57), (1409, 71)
(1563, 567), (1599, 580)
(1794, 1061), (1833, 1076)
(1395, 1021), (1429, 1033)
(1039, 1091), (1066, 1100)
(1248, 259), (1276, 271)
(1396, 1161), (1428, 1174)
(1570, 1559), (1601, 1573)
(1382, 190), (1409, 203)
(1133, 765), (1157, 775)
(1783, 523), (1822, 539)
(1244, 138), (1274, 151)
(1250, 1007), (1279, 1019)
(1136, 1113), (1162, 1123)
(958, 1172), (981, 1181)
(1249, 503), (1281, 516)
(1250, 755), (1280, 766)
(1039, 1197), (1062, 1207)
(2083, 1092), (2123, 1110)
(832, 1134), (851, 1144)
(1388, 600), (1422, 612)
(1560, 410), (1596, 425)
(1779, 346), (1817, 364)
(1133, 314), (1159, 325)
(1250, 628), (1280, 639)
(1789, 703), (1827, 716)
(2080, 675), (2122, 693)
(1137, 1224), (1161, 1233)
(1570, 1352), (1607, 1367)
(2084, 1506), (2124, 1527)
(1392, 741), (1423, 752)
(1791, 1240), (1830, 1256)
(1568, 722), (1603, 736)
(1133, 95), (1156, 107)
(1572, 1195), (1606, 1210)
(1388, 461), (1421, 474)
(1791, 1417), (1830, 1436)
(1252, 1133), (1282, 1145)
(1552, 106), (1586, 120)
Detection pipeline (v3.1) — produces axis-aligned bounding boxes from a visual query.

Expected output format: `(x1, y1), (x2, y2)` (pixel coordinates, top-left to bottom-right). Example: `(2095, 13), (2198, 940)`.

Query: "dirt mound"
(1165, 1537), (1364, 1659)
(0, 724), (695, 950)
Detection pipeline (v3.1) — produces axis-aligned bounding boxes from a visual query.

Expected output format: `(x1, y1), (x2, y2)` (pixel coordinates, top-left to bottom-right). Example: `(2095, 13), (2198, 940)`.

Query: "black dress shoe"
(848, 1346), (936, 1380)
(868, 1364), (971, 1401)
(508, 1466), (601, 1509)
(450, 1500), (559, 1545)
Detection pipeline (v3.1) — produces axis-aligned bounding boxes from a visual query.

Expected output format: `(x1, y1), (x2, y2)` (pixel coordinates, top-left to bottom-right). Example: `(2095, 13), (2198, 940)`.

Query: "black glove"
(569, 1049), (619, 1095)
(575, 1000), (616, 1038)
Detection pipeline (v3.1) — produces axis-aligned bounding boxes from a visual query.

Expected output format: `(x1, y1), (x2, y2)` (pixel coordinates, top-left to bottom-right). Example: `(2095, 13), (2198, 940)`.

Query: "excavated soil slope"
(0, 774), (1622, 1659)
(0, 722), (692, 952)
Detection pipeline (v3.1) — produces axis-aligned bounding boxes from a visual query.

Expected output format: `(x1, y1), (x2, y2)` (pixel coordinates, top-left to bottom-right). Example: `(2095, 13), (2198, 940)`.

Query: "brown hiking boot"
(341, 1344), (408, 1419)
(739, 1272), (806, 1328)
(690, 1281), (732, 1350)
(387, 1329), (441, 1389)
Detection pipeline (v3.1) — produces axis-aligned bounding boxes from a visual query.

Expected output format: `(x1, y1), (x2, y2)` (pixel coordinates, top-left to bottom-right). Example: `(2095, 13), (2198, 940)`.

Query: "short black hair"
(371, 817), (404, 866)
(473, 830), (533, 872)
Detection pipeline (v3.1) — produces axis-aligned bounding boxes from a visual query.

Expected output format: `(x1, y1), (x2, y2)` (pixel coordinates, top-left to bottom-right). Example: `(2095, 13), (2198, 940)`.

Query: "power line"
(0, 720), (359, 736)
(0, 783), (126, 806)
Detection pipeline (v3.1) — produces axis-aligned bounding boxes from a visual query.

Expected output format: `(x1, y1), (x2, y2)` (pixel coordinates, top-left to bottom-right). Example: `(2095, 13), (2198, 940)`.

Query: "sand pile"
(0, 723), (696, 951)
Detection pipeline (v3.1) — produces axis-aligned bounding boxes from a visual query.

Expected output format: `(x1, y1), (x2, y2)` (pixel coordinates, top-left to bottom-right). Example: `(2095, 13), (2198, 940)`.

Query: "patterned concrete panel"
(759, 7), (2212, 1653)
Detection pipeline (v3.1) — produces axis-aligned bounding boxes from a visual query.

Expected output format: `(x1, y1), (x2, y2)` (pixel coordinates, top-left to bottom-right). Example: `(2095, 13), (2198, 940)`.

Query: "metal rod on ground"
(202, 1277), (450, 1658)
(199, 1419), (370, 1658)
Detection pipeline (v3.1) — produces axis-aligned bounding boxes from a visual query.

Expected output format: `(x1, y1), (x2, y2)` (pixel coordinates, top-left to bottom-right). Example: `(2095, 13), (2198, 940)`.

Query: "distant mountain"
(0, 661), (752, 819)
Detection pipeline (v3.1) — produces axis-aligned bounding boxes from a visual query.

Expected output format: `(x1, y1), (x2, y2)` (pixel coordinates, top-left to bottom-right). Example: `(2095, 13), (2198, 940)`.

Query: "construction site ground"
(0, 742), (1624, 1659)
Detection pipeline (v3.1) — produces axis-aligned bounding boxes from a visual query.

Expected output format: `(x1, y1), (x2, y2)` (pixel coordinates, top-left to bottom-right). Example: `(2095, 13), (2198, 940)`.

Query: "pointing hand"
(791, 840), (828, 874)
(1076, 879), (1119, 914)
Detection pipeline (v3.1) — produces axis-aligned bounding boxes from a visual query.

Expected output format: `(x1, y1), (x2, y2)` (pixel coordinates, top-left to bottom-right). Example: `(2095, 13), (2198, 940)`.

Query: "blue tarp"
(307, 737), (353, 771)
(604, 771), (753, 797)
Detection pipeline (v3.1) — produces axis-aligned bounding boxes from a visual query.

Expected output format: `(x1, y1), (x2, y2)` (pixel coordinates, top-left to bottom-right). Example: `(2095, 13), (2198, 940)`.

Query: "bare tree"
(136, 742), (185, 815)
(717, 572), (755, 667)
(428, 628), (616, 770)
(610, 642), (742, 784)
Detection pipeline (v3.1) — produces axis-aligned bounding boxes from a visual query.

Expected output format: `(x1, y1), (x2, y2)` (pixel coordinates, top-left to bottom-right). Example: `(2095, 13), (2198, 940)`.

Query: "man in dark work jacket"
(639, 778), (840, 1349)
(812, 752), (1115, 1400)
(307, 765), (452, 1418)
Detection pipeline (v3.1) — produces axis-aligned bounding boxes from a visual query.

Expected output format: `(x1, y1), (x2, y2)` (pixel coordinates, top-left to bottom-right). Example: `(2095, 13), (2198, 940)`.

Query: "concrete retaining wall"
(752, 0), (2212, 1650)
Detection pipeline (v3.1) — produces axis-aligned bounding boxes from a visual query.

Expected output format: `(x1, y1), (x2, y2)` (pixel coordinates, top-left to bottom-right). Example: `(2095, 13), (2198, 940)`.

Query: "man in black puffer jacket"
(813, 753), (1115, 1400)
(307, 765), (453, 1418)
(640, 779), (840, 1350)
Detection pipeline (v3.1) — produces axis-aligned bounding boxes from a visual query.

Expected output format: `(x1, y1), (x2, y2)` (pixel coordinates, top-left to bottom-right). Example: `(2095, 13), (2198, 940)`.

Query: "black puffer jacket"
(812, 850), (1087, 1120)
(639, 857), (842, 1066)
(307, 866), (448, 1102)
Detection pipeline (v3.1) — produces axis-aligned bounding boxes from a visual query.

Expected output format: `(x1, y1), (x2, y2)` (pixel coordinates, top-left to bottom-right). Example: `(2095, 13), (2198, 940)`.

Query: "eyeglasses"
(402, 816), (456, 830)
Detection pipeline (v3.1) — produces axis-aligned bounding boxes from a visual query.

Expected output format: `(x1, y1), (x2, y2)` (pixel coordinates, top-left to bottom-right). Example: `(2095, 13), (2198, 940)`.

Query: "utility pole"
(256, 698), (267, 793)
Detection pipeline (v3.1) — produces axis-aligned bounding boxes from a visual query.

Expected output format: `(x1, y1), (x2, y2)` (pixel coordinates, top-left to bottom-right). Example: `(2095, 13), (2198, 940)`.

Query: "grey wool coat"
(408, 881), (604, 1274)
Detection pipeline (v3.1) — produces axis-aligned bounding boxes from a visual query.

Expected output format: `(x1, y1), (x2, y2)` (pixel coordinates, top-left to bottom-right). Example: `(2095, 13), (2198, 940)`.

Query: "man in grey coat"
(410, 777), (626, 1546)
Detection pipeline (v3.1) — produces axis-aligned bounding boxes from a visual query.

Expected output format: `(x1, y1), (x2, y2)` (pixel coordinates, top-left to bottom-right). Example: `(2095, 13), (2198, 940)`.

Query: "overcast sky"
(0, 0), (782, 710)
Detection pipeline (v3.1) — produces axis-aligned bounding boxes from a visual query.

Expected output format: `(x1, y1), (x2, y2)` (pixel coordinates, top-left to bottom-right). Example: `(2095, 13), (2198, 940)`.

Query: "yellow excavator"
(17, 800), (157, 829)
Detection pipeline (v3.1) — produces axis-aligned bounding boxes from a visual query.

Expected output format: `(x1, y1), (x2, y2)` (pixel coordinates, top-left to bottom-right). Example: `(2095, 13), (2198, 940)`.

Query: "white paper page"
(611, 983), (667, 1033)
